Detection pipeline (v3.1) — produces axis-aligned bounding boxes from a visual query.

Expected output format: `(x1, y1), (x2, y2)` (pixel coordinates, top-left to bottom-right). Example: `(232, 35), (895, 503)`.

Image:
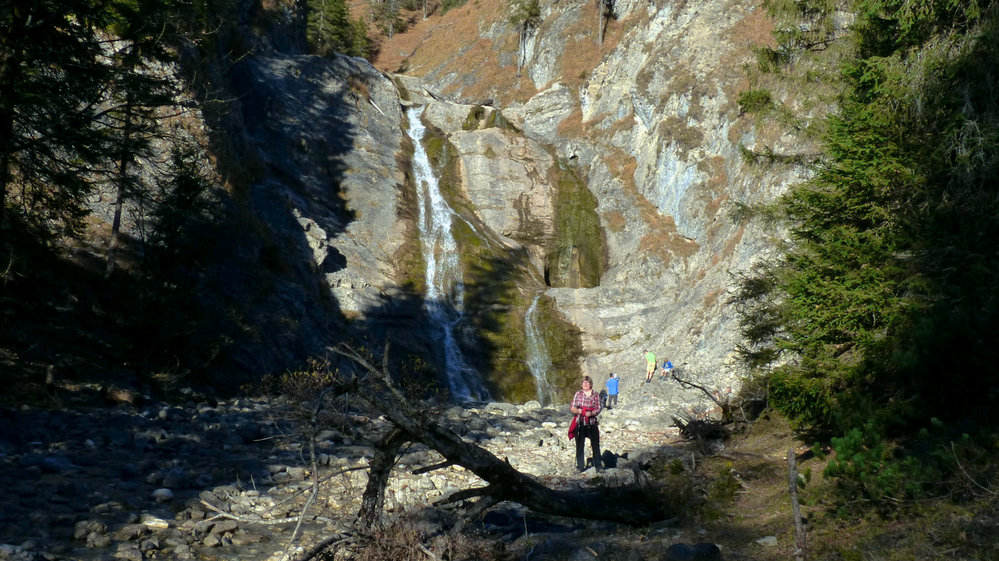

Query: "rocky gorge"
(3, 0), (807, 558)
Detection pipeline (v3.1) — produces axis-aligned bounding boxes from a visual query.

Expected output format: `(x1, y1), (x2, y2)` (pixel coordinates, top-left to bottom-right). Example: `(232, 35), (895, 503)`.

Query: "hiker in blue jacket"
(660, 359), (674, 381)
(605, 373), (619, 408)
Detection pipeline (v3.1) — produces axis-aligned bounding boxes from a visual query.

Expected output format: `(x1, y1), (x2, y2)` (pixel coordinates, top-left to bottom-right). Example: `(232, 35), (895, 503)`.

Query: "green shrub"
(823, 418), (963, 514)
(737, 89), (773, 114)
(440, 0), (467, 14)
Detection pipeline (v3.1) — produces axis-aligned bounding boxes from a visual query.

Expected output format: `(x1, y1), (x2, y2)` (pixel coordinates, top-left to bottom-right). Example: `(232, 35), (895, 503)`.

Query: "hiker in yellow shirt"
(644, 350), (657, 383)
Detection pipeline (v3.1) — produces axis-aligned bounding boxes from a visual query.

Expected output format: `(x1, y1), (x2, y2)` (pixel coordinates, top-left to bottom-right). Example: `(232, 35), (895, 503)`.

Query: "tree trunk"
(517, 26), (525, 76)
(105, 144), (131, 279)
(105, 71), (136, 280)
(366, 399), (667, 525)
(355, 428), (407, 530)
(595, 0), (603, 45)
(788, 449), (806, 561)
(0, 110), (12, 231)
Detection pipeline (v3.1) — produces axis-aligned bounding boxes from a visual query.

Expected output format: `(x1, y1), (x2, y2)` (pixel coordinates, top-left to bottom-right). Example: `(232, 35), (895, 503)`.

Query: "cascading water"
(408, 106), (488, 401)
(524, 292), (557, 405)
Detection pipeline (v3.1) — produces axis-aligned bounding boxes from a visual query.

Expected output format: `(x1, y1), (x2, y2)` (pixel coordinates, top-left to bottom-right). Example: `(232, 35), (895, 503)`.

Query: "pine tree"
(307, 0), (369, 58)
(0, 0), (116, 237)
(102, 0), (182, 278)
(738, 0), (999, 432)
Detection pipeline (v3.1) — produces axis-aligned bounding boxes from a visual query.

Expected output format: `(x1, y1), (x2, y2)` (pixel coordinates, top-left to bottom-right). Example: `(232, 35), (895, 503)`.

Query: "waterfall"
(408, 106), (488, 401)
(524, 292), (557, 405)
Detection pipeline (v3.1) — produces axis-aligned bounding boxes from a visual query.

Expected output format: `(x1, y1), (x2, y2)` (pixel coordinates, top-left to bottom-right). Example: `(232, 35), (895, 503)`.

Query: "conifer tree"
(102, 0), (182, 278)
(736, 1), (999, 500)
(0, 0), (115, 238)
(307, 0), (369, 57)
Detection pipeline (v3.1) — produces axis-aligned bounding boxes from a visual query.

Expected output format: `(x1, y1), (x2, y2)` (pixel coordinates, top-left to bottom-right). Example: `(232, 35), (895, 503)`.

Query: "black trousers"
(575, 423), (601, 470)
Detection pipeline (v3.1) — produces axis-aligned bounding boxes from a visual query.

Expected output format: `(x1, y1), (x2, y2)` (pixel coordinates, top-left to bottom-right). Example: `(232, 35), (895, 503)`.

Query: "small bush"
(737, 88), (773, 115)
(260, 357), (340, 403)
(440, 0), (467, 14)
(702, 462), (742, 519)
(647, 456), (704, 515)
(822, 418), (969, 514)
(353, 513), (505, 561)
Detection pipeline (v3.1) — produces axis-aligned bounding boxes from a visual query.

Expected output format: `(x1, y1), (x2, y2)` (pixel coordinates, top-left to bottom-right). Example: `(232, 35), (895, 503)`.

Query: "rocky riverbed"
(0, 379), (711, 561)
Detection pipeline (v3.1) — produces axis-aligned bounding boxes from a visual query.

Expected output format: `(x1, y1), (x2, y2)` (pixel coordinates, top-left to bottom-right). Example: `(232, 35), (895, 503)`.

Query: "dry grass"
(363, 0), (543, 104)
(352, 511), (509, 561)
(720, 221), (747, 261)
(638, 216), (698, 265)
(690, 413), (818, 560)
(555, 107), (585, 138)
(729, 2), (776, 49)
(702, 287), (724, 309)
(604, 112), (636, 138)
(603, 210), (627, 233)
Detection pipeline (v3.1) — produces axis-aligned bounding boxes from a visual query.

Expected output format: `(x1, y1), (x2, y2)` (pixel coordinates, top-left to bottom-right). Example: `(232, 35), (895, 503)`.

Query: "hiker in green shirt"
(644, 350), (657, 383)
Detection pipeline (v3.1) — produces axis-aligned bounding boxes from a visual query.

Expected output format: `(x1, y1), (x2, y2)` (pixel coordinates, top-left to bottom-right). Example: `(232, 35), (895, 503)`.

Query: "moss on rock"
(545, 158), (606, 288)
(463, 105), (520, 132)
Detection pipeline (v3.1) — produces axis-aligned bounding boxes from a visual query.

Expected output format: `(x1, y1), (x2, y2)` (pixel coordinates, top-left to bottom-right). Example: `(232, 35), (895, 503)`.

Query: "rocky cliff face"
(367, 0), (807, 404)
(124, 0), (801, 407)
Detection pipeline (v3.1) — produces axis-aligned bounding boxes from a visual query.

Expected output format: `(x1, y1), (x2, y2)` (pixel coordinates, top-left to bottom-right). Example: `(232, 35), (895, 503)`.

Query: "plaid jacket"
(571, 390), (601, 426)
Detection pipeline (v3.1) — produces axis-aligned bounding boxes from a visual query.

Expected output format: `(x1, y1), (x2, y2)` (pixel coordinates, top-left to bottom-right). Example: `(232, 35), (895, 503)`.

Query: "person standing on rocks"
(570, 376), (602, 472)
(605, 373), (619, 408)
(644, 349), (657, 383)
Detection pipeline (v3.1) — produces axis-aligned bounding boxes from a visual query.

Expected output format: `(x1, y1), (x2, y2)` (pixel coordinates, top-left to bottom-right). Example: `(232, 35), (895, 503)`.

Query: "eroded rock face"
(392, 0), (807, 399)
(230, 53), (408, 315)
(452, 127), (557, 250)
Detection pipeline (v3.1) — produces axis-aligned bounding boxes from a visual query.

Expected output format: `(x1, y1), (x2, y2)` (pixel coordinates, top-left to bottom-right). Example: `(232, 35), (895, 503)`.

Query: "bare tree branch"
(413, 460), (454, 475)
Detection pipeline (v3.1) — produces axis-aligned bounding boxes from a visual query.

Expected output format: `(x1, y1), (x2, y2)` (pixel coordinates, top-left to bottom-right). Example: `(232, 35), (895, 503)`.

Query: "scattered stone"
(85, 532), (112, 548)
(151, 488), (174, 502)
(202, 534), (223, 548)
(0, 544), (36, 561)
(113, 524), (146, 542)
(0, 390), (710, 561)
(139, 514), (169, 531)
(114, 542), (143, 561)
(162, 467), (189, 489)
(755, 536), (778, 547)
(286, 467), (308, 481)
(208, 520), (238, 536)
(230, 531), (268, 546)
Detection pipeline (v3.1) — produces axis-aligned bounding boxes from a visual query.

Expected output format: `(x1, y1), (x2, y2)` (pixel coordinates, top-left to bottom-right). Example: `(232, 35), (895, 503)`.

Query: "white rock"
(140, 514), (169, 530)
(755, 536), (779, 547)
(150, 488), (173, 502)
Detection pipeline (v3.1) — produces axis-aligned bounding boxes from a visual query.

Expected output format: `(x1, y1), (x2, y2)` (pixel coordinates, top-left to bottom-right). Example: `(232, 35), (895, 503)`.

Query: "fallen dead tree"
(326, 345), (672, 531)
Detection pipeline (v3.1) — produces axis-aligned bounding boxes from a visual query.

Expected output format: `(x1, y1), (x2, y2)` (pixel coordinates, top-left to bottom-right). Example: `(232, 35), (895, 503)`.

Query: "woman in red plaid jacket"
(570, 376), (602, 472)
